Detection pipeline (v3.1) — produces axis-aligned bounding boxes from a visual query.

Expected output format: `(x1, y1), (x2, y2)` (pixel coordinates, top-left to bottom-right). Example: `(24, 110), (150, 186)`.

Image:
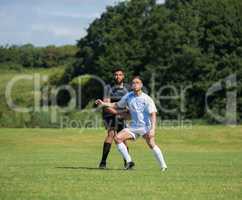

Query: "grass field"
(0, 126), (241, 200)
(0, 68), (62, 111)
(0, 67), (66, 127)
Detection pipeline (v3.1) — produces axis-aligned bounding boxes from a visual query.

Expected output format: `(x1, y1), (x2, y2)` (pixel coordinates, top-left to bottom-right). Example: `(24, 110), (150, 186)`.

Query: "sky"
(0, 0), (165, 46)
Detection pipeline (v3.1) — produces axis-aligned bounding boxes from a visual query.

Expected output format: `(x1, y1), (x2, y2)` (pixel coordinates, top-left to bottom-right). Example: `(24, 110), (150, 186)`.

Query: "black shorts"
(103, 116), (126, 132)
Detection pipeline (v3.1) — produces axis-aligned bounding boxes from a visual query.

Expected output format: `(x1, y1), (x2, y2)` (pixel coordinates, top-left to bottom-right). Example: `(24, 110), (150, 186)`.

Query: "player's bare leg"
(143, 133), (167, 171)
(114, 129), (135, 169)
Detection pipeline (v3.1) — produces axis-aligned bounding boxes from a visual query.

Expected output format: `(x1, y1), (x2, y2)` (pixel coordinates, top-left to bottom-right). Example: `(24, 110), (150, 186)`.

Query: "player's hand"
(95, 99), (104, 106)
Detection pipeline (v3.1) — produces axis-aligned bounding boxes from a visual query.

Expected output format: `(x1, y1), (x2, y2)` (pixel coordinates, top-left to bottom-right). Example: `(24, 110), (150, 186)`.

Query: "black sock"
(101, 142), (111, 163)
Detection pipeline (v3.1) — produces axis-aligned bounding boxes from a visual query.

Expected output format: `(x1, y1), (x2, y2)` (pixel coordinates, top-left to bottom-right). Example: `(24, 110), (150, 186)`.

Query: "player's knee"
(107, 132), (115, 138)
(114, 135), (123, 144)
(147, 134), (154, 140)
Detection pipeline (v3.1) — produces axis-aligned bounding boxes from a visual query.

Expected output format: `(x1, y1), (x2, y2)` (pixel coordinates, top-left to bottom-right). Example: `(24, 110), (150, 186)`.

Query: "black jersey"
(103, 83), (130, 117)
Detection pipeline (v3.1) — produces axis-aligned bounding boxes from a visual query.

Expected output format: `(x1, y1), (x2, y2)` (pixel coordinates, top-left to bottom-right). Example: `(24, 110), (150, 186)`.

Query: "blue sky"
(0, 0), (164, 46)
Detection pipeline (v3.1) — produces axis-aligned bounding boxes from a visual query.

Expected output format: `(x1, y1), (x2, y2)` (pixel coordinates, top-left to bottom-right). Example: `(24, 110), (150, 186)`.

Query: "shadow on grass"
(55, 166), (126, 171)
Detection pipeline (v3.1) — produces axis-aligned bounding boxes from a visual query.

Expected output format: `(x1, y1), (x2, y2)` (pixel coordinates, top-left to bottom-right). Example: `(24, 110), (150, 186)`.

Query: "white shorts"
(123, 126), (151, 140)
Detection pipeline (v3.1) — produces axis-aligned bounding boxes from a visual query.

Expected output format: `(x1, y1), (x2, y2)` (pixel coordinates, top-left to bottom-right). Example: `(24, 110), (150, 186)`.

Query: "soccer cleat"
(125, 161), (135, 170)
(161, 167), (167, 172)
(98, 162), (107, 169)
(123, 159), (127, 168)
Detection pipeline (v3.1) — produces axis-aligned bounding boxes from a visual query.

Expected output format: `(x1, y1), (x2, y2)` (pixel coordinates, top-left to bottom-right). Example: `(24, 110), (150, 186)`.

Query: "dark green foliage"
(0, 44), (78, 68)
(61, 0), (241, 123)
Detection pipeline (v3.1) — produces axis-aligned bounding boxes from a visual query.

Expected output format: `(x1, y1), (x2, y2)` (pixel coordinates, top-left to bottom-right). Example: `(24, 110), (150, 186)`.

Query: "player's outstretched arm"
(102, 98), (119, 115)
(95, 99), (117, 108)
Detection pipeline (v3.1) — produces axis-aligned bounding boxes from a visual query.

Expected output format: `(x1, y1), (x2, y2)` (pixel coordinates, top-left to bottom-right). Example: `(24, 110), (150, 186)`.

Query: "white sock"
(117, 143), (132, 163)
(152, 145), (167, 169)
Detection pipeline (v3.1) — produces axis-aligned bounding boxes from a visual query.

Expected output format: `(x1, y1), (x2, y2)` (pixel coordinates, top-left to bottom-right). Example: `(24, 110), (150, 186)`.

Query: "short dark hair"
(132, 75), (143, 83)
(113, 68), (125, 74)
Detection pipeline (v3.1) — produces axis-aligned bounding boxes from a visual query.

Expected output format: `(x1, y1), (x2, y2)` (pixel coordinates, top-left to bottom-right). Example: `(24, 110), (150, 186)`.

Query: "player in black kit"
(99, 68), (131, 169)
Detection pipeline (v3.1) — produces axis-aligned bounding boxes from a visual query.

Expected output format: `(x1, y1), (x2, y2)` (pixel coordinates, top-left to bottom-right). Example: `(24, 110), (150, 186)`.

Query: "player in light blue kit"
(96, 76), (167, 171)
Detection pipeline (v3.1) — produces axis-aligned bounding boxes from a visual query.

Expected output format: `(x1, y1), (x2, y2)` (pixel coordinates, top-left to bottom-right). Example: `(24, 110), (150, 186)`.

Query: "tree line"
(59, 0), (242, 123)
(0, 44), (78, 69)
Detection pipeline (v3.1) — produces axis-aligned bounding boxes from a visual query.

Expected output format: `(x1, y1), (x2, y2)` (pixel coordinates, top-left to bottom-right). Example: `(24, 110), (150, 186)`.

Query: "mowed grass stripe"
(0, 126), (241, 200)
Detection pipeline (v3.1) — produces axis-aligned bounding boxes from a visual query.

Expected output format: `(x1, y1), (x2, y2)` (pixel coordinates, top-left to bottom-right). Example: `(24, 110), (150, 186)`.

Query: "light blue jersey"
(117, 91), (157, 128)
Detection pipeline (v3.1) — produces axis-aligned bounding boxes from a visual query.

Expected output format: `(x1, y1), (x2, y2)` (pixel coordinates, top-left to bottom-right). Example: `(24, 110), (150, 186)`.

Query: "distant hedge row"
(0, 44), (78, 69)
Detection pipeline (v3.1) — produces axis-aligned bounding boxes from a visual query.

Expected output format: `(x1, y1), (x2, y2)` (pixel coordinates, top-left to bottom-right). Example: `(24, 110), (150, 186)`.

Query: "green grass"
(0, 126), (242, 200)
(0, 67), (63, 110)
(0, 67), (65, 127)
